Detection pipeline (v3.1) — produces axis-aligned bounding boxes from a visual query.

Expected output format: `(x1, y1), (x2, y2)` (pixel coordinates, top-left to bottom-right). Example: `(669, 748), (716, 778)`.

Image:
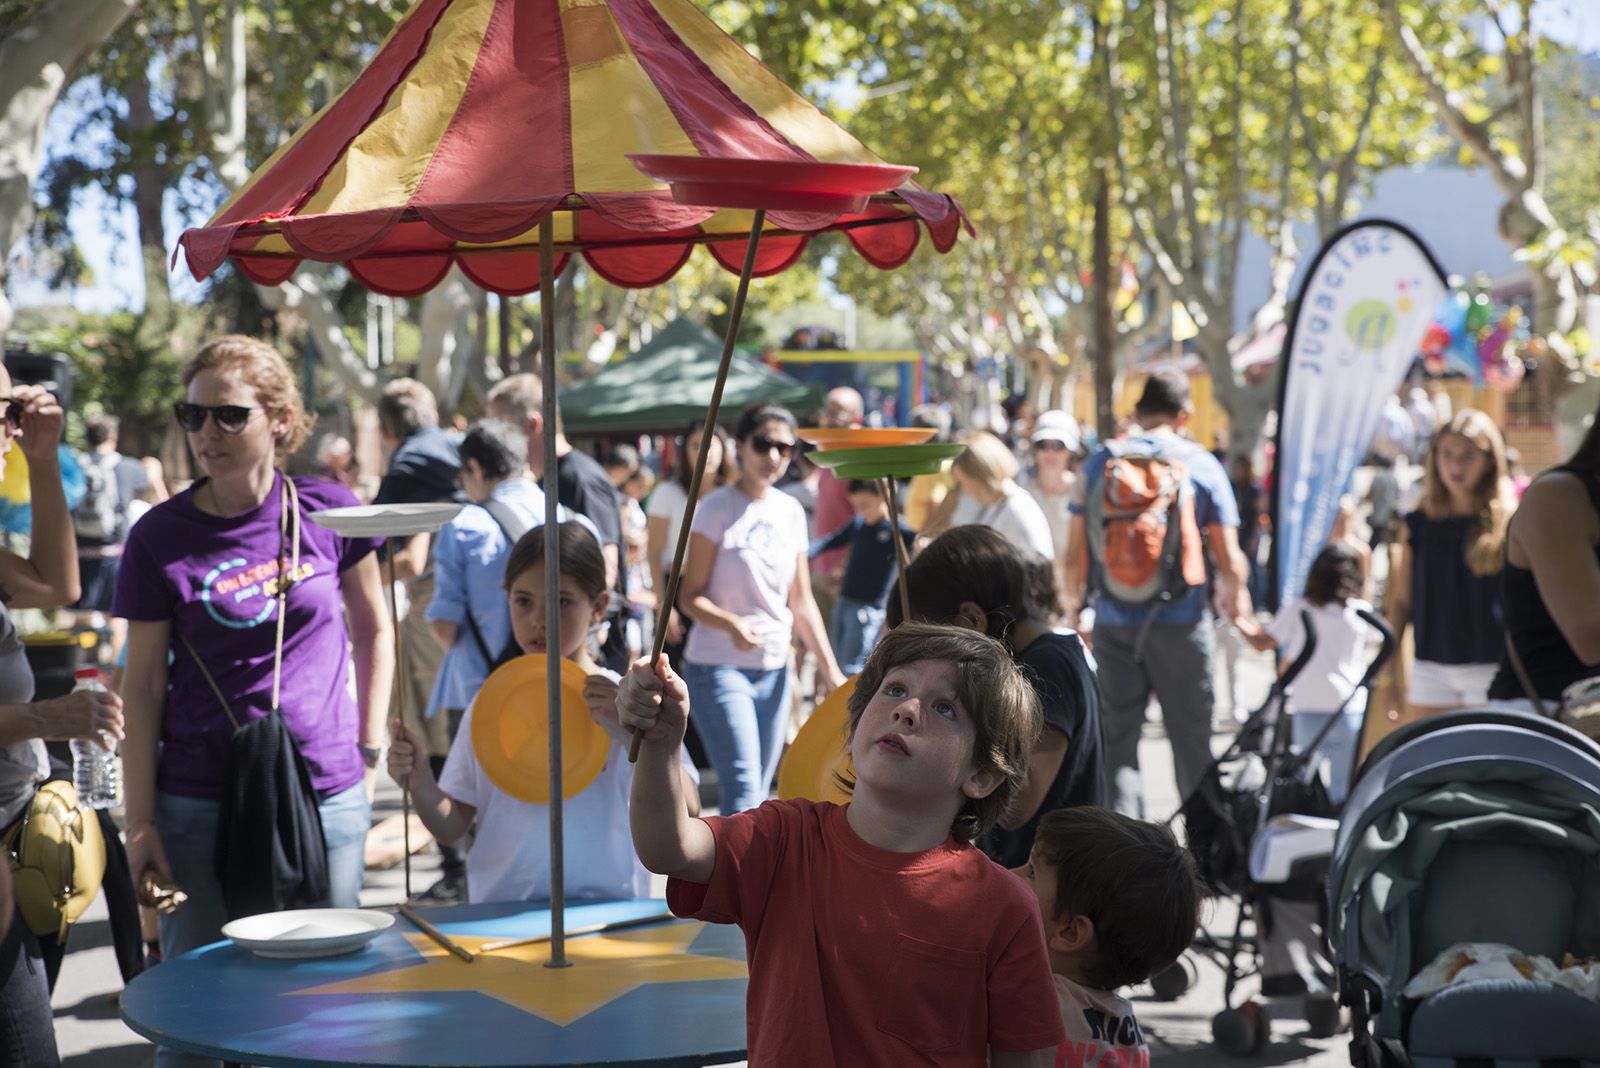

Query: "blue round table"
(120, 899), (749, 1067)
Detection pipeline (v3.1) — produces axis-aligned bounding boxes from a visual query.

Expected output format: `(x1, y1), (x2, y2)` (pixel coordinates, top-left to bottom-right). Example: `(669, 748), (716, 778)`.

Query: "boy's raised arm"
(620, 657), (716, 884)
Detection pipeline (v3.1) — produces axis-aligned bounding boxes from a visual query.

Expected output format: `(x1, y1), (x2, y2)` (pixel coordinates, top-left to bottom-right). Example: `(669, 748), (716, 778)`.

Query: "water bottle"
(69, 668), (121, 809)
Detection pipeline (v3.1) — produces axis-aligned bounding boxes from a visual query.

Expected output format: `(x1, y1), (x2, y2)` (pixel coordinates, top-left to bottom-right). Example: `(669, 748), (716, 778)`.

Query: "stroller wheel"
(1303, 994), (1344, 1039)
(1213, 1002), (1267, 1056)
(1149, 957), (1194, 1002)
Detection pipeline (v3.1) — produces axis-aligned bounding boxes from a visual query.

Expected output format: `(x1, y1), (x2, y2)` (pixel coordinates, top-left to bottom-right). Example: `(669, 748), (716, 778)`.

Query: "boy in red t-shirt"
(620, 622), (1066, 1067)
(1013, 807), (1200, 1068)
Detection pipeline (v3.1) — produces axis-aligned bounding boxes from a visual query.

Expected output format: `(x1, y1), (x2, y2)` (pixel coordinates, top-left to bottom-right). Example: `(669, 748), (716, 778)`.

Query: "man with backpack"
(1065, 369), (1254, 819)
(73, 414), (150, 614)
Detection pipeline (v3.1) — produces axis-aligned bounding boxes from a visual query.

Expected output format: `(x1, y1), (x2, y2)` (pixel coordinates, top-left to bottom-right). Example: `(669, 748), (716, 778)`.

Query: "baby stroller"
(1331, 709), (1600, 1067)
(1163, 607), (1396, 1054)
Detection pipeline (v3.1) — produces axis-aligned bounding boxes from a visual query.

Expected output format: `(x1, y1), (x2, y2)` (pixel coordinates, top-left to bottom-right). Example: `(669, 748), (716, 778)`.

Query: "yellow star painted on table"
(291, 923), (747, 1026)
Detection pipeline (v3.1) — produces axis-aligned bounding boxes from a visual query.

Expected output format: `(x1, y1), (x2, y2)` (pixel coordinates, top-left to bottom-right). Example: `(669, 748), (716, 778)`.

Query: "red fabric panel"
(348, 253), (456, 297)
(706, 232), (807, 277)
(460, 249), (570, 295)
(415, 198), (564, 244)
(767, 207), (848, 232)
(279, 208), (408, 262)
(234, 254), (301, 288)
(584, 191), (714, 234)
(848, 220), (920, 270)
(607, 0), (802, 162)
(179, 224), (244, 281)
(927, 211), (962, 253)
(215, 0), (456, 227)
(584, 243), (694, 288)
(413, 0), (573, 210)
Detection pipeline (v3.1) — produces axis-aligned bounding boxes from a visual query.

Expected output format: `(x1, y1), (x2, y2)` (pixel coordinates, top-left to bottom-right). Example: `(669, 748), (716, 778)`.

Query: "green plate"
(808, 442), (965, 479)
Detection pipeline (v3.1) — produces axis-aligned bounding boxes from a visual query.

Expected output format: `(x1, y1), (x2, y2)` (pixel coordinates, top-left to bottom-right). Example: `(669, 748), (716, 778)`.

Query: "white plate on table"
(222, 908), (395, 960)
(307, 503), (462, 538)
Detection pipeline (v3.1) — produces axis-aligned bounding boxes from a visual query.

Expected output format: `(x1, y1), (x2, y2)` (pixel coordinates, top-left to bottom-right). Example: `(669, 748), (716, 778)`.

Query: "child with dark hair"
(620, 622), (1066, 1066)
(889, 525), (1104, 867)
(807, 479), (915, 675)
(1244, 541), (1377, 804)
(1015, 807), (1200, 1065)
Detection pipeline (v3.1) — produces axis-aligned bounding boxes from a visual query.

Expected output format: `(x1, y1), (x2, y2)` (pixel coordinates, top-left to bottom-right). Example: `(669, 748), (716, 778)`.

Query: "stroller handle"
(1275, 607), (1321, 696)
(1282, 606), (1398, 783)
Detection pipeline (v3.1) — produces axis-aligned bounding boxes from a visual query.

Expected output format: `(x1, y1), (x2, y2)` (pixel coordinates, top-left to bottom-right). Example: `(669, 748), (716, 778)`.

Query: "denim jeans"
(831, 596), (886, 677)
(0, 908), (57, 1067)
(154, 781), (370, 1067)
(683, 661), (791, 814)
(1290, 710), (1362, 806)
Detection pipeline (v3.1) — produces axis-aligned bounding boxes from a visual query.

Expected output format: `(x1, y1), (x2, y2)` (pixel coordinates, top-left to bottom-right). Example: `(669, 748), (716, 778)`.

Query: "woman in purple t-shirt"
(116, 338), (392, 1007)
(678, 403), (844, 814)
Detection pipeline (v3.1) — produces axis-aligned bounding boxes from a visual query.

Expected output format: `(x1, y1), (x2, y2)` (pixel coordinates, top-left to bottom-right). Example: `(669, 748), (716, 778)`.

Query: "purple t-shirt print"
(113, 472), (381, 801)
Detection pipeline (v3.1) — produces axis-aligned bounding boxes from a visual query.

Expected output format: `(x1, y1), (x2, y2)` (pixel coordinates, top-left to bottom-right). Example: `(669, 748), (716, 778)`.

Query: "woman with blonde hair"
(1386, 409), (1516, 718)
(116, 337), (393, 1066)
(944, 429), (1055, 559)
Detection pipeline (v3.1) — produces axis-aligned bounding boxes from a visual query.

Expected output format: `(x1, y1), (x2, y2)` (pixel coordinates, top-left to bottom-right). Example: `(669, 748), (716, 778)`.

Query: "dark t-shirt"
(808, 516), (915, 607)
(374, 426), (460, 506)
(1404, 511), (1502, 664)
(555, 448), (622, 550)
(980, 631), (1104, 869)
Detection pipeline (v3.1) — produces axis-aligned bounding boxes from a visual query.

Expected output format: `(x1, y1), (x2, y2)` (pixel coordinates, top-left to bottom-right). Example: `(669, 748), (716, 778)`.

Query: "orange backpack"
(1084, 443), (1207, 612)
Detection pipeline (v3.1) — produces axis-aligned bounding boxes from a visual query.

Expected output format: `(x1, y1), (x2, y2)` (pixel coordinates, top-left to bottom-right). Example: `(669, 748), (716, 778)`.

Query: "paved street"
(52, 635), (1350, 1066)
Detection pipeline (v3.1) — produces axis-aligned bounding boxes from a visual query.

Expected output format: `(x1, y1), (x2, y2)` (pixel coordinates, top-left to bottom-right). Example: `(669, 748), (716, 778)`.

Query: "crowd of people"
(2, 332), (1598, 1066)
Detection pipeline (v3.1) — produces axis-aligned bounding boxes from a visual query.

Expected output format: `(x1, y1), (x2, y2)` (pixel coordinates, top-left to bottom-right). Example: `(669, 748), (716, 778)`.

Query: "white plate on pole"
(307, 503), (462, 538)
(222, 908), (396, 959)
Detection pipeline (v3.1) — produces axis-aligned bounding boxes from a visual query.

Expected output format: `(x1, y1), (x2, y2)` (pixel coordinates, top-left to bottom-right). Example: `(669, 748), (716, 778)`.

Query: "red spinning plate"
(627, 155), (916, 214)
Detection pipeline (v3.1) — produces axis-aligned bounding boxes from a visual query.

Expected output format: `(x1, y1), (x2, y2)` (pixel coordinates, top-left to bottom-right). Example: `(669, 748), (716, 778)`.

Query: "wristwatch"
(359, 743), (384, 768)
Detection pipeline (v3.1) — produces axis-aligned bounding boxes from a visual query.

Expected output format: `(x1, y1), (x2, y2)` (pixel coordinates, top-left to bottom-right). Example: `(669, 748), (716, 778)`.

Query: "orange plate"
(796, 427), (936, 450)
(777, 676), (856, 805)
(471, 656), (610, 804)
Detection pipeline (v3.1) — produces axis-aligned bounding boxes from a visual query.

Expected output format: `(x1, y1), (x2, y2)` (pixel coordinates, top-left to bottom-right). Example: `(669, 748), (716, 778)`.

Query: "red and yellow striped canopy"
(178, 0), (971, 297)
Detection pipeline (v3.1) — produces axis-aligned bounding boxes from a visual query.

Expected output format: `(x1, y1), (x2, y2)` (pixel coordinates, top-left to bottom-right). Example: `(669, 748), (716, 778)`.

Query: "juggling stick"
(882, 477), (912, 623)
(382, 538), (412, 901)
(629, 210), (769, 764)
(478, 912), (676, 953)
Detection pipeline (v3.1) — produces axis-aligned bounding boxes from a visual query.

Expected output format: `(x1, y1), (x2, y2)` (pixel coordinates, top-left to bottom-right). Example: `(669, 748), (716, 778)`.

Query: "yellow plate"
(777, 676), (857, 805)
(471, 656), (609, 804)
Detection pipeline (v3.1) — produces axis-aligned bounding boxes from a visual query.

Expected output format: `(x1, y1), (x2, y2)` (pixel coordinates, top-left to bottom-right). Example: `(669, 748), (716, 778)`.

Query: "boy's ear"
(1048, 912), (1095, 955)
(960, 762), (1004, 800)
(954, 600), (988, 634)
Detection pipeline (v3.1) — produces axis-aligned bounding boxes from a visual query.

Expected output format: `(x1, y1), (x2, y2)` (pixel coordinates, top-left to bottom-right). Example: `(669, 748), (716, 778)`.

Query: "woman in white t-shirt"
(947, 429), (1056, 561)
(388, 522), (696, 902)
(1244, 542), (1379, 805)
(678, 404), (845, 813)
(645, 424), (737, 661)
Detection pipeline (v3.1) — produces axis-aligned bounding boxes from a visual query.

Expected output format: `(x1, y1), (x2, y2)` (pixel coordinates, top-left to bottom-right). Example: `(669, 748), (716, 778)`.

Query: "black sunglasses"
(1, 396), (25, 432)
(750, 434), (795, 458)
(174, 402), (259, 434)
(1033, 439), (1069, 452)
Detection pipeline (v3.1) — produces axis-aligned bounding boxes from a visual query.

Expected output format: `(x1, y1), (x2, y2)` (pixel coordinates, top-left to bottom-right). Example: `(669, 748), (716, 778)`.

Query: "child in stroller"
(1163, 588), (1395, 1054)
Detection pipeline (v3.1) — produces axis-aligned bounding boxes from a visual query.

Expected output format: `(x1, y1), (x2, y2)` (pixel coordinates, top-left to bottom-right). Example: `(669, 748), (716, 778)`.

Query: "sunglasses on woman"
(750, 434), (795, 458)
(173, 402), (260, 434)
(1, 396), (25, 434)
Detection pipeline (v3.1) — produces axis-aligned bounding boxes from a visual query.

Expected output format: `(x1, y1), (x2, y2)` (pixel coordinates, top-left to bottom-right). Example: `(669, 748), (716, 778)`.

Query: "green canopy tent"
(560, 320), (823, 434)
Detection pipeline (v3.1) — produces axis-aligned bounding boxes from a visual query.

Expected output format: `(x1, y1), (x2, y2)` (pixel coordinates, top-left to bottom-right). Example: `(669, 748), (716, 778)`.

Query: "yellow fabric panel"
(567, 35), (697, 192)
(647, 0), (885, 165)
(299, 0), (498, 216)
(207, 0), (434, 225)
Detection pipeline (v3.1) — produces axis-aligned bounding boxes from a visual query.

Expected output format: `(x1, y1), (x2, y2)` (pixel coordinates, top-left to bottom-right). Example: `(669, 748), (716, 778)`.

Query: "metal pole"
(383, 537), (411, 899)
(540, 221), (570, 969)
(630, 209), (768, 763)
(882, 477), (912, 624)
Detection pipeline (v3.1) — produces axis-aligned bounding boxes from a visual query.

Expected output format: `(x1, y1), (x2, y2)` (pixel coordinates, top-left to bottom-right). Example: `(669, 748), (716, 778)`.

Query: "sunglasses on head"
(174, 402), (259, 434)
(750, 434), (795, 458)
(1, 396), (25, 433)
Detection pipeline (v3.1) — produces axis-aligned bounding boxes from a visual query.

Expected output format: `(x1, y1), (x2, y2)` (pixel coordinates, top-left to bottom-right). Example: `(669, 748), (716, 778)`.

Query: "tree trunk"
(124, 71), (171, 340)
(1091, 163), (1116, 439)
(0, 0), (141, 336)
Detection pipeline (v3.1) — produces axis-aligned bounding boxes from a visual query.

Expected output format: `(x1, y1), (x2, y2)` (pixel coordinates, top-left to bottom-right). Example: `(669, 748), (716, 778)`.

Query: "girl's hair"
(886, 526), (1031, 646)
(733, 403), (796, 443)
(459, 418), (527, 480)
(1020, 547), (1062, 625)
(952, 429), (1019, 494)
(1420, 409), (1515, 576)
(1303, 542), (1364, 607)
(502, 522), (608, 602)
(843, 623), (1041, 842)
(674, 423), (738, 493)
(181, 335), (315, 458)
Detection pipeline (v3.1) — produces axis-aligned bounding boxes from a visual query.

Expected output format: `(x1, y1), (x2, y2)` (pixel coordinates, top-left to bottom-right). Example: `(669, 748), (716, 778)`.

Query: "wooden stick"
(383, 538), (411, 900)
(478, 912), (676, 953)
(630, 209), (769, 763)
(882, 477), (912, 624)
(397, 902), (474, 963)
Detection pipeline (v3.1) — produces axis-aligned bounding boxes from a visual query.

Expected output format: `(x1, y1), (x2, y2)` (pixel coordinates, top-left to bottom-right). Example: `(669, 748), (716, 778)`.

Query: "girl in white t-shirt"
(1244, 542), (1377, 805)
(389, 522), (697, 903)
